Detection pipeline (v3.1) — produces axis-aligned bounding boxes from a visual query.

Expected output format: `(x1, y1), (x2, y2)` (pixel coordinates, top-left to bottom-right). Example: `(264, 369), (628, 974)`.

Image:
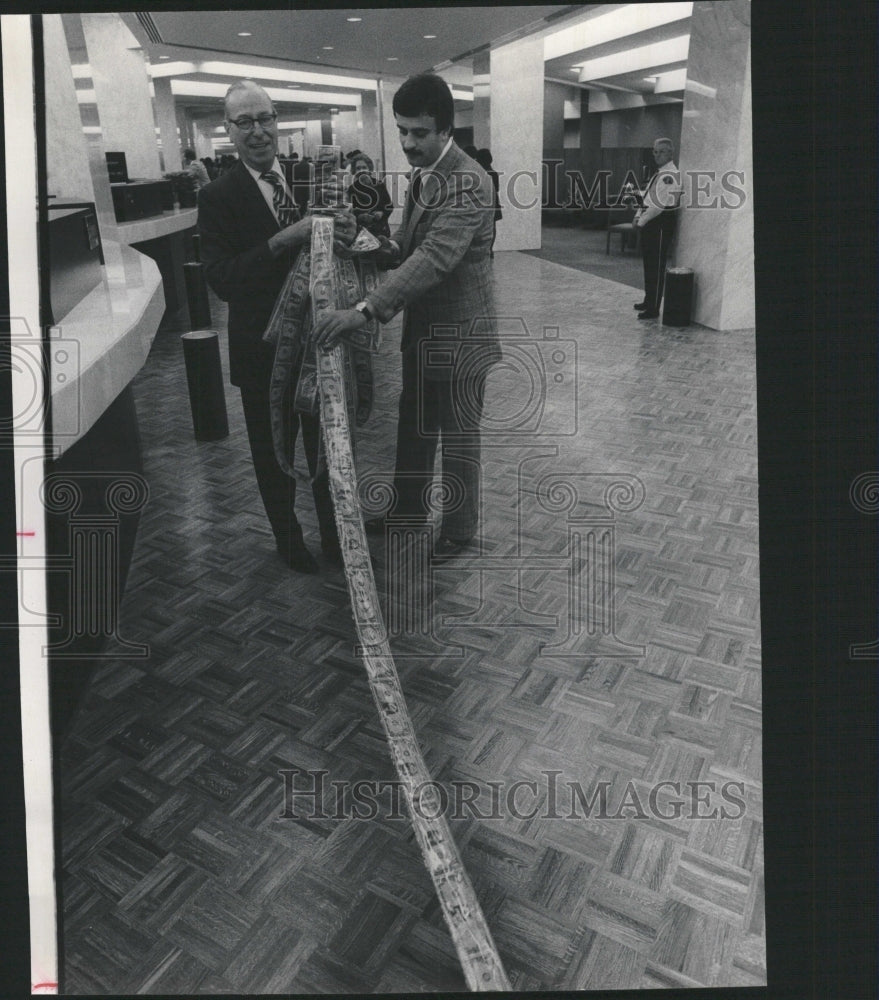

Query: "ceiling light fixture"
(323, 46), (334, 50)
(347, 17), (362, 22)
(387, 56), (398, 61)
(237, 31), (251, 37)
(424, 34), (437, 39)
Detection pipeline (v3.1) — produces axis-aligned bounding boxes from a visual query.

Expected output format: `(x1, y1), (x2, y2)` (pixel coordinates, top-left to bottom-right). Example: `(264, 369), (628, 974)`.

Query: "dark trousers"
(391, 346), (485, 542)
(239, 381), (337, 553)
(641, 214), (677, 312)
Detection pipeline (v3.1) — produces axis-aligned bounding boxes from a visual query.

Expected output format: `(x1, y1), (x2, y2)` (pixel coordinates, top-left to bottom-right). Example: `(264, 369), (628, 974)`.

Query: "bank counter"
(46, 239), (165, 737)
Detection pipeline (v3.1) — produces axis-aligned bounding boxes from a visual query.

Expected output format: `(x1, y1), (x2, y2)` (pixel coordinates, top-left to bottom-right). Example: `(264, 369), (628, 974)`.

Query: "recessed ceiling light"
(237, 31), (251, 37)
(387, 56), (398, 61)
(159, 55), (170, 59)
(323, 46), (334, 50)
(347, 17), (362, 22)
(423, 34), (437, 39)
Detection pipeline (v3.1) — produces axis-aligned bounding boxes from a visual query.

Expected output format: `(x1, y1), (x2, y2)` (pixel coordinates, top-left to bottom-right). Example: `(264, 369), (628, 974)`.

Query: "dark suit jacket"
(366, 143), (501, 379)
(197, 161), (296, 387)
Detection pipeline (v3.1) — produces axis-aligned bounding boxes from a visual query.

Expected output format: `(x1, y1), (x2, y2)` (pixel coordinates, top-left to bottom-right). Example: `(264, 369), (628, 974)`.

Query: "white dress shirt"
(244, 157), (292, 223)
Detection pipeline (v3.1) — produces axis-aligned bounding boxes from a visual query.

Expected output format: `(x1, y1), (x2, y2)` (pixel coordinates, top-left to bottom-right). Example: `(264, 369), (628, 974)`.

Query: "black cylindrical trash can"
(662, 267), (695, 326)
(181, 330), (229, 441)
(184, 261), (212, 330)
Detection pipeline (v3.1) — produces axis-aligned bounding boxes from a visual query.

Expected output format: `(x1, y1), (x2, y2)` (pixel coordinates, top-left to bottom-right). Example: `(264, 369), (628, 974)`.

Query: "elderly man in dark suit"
(314, 73), (500, 560)
(198, 80), (356, 572)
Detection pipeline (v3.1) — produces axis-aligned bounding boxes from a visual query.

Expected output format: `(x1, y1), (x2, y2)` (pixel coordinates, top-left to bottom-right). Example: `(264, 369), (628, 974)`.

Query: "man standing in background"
(634, 137), (681, 319)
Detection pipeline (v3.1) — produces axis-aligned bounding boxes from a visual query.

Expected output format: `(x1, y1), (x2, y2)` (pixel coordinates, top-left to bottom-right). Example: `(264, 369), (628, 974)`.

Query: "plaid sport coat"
(366, 143), (501, 378)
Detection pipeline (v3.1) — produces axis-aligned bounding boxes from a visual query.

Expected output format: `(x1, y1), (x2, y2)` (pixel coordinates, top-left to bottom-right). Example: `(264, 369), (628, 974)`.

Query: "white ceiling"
(144, 7), (578, 80)
(117, 5), (693, 123)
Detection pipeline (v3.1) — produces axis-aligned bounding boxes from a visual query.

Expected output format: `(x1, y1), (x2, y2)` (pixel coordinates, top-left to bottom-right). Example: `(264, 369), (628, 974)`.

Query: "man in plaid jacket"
(315, 73), (501, 560)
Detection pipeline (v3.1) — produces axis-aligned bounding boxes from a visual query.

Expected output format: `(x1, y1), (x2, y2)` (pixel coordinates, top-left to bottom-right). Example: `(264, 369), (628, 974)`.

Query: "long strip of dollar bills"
(309, 215), (510, 992)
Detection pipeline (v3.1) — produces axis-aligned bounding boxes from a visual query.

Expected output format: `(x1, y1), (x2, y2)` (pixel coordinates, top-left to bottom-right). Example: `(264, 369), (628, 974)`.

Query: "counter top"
(109, 206), (198, 246)
(50, 241), (165, 456)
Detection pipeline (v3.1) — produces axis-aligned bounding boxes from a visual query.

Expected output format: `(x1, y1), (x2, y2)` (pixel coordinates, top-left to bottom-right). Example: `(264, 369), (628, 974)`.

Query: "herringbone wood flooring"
(57, 251), (765, 993)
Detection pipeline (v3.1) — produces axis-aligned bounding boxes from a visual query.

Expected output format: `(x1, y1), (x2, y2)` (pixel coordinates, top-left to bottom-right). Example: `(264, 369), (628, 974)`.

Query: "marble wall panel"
(81, 13), (161, 180)
(44, 14), (95, 204)
(675, 0), (754, 330)
(491, 34), (543, 252)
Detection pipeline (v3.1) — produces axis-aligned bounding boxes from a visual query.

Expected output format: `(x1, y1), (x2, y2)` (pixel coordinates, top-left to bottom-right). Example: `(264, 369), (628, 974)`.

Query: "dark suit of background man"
(634, 138), (682, 319)
(198, 79), (355, 573)
(314, 73), (500, 561)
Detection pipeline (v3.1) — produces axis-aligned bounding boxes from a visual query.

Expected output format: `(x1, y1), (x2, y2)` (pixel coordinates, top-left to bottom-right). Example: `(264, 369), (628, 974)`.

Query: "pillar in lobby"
(490, 35), (543, 252)
(176, 105), (193, 153)
(80, 13), (161, 180)
(378, 77), (409, 229)
(360, 90), (381, 169)
(334, 110), (360, 160)
(56, 13), (118, 241)
(192, 119), (214, 161)
(304, 119), (323, 158)
(44, 14), (97, 204)
(675, 0), (753, 330)
(153, 76), (181, 173)
(472, 50), (490, 150)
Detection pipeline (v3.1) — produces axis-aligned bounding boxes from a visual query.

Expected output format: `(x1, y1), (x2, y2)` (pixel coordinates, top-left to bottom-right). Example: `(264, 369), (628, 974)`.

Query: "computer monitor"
(105, 151), (129, 184)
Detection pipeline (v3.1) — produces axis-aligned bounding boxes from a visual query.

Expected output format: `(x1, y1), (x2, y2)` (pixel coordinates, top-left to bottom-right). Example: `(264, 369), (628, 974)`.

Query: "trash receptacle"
(663, 267), (695, 327)
(181, 330), (229, 441)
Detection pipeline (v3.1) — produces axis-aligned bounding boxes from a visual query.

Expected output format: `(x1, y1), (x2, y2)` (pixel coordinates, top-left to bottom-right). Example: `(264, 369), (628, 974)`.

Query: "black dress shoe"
(277, 539), (319, 574)
(634, 301), (648, 310)
(637, 310), (660, 319)
(433, 536), (472, 562)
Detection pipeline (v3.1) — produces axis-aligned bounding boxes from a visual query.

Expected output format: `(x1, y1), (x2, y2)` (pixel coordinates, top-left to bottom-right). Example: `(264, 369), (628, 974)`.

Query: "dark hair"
(183, 148), (196, 162)
(392, 73), (454, 134)
(476, 148), (493, 169)
(463, 145), (478, 159)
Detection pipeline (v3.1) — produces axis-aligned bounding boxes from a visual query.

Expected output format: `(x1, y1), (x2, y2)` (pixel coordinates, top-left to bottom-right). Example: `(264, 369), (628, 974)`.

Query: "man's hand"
(333, 211), (357, 247)
(313, 308), (368, 350)
(268, 215), (312, 256)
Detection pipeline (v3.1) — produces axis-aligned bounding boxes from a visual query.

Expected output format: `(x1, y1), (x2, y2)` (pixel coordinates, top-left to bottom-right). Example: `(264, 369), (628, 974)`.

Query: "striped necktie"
(261, 170), (298, 226)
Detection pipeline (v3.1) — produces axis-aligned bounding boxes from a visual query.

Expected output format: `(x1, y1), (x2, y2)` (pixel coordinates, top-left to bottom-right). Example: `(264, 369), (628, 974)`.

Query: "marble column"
(152, 76), (181, 173)
(675, 0), (753, 329)
(81, 13), (161, 180)
(378, 77), (410, 229)
(472, 50), (491, 150)
(43, 14), (95, 204)
(334, 109), (360, 158)
(490, 34), (543, 252)
(304, 119), (323, 158)
(191, 119), (214, 160)
(56, 13), (116, 244)
(359, 89), (381, 169)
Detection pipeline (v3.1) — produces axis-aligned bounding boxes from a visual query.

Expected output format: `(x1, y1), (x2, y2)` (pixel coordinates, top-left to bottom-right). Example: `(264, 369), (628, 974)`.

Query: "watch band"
(354, 300), (372, 321)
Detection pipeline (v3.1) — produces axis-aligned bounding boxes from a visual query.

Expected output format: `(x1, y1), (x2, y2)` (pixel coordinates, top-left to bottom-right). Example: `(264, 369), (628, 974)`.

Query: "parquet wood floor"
(57, 251), (764, 992)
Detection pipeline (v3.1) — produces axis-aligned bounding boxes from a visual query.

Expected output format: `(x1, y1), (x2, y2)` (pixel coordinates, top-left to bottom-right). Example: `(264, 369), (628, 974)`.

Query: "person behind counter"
(348, 153), (392, 238)
(183, 148), (211, 190)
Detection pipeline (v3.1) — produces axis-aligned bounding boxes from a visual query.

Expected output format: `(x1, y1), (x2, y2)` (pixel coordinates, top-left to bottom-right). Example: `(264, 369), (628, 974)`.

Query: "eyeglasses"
(227, 112), (277, 132)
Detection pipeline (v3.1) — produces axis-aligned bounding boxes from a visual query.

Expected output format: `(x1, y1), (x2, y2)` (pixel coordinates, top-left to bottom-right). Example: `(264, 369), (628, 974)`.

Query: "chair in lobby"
(605, 204), (640, 254)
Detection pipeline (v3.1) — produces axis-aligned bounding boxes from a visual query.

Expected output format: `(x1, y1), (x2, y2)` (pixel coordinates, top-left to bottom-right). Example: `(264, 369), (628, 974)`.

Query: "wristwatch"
(354, 300), (373, 321)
